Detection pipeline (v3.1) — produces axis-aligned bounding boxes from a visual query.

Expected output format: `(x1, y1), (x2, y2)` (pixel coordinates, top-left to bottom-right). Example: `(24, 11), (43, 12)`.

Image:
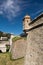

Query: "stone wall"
(25, 26), (43, 65)
(0, 47), (6, 52)
(11, 38), (27, 59)
(24, 15), (43, 65)
(30, 16), (43, 28)
(0, 41), (10, 52)
(0, 41), (9, 45)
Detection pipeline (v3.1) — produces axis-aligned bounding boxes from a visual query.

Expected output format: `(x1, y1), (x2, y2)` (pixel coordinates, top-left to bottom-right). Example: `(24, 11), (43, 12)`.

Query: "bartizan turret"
(23, 15), (31, 33)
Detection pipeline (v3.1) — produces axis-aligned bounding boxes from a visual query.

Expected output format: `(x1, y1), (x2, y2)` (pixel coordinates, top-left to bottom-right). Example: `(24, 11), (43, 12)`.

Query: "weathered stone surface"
(23, 14), (43, 65)
(11, 39), (27, 59)
(0, 41), (9, 52)
(0, 44), (6, 52)
(25, 26), (43, 65)
(30, 16), (43, 27)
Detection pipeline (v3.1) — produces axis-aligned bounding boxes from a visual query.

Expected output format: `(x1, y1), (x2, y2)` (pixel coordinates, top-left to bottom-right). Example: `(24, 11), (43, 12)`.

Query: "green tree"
(6, 33), (11, 39)
(0, 31), (3, 37)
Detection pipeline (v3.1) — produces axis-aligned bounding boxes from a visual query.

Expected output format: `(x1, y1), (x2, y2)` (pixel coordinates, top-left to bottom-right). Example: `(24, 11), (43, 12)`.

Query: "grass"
(12, 36), (27, 42)
(0, 52), (24, 65)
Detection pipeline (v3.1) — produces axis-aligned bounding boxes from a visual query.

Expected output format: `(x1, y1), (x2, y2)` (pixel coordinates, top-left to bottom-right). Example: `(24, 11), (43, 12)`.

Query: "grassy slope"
(12, 36), (26, 42)
(0, 53), (24, 65)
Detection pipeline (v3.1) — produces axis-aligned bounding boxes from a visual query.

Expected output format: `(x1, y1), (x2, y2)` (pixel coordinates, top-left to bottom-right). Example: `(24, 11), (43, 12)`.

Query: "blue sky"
(0, 0), (43, 35)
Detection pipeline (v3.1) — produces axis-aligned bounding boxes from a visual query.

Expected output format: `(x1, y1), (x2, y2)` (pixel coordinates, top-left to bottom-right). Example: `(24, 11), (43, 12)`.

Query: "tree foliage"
(0, 31), (11, 39)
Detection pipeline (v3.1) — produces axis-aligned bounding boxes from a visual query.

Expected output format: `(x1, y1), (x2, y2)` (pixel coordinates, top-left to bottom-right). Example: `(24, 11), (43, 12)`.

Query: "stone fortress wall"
(11, 13), (43, 65)
(24, 14), (43, 65)
(11, 38), (27, 59)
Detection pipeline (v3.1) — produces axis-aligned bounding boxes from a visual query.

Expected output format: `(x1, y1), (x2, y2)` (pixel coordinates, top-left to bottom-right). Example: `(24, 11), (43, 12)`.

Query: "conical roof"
(24, 15), (30, 18)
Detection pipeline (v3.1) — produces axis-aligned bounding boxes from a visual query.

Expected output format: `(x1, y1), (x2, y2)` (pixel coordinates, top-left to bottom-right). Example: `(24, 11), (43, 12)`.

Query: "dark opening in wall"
(0, 50), (2, 53)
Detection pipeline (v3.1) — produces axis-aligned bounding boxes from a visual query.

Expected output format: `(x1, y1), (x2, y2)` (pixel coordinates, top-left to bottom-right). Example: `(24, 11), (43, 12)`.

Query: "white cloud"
(0, 0), (28, 20)
(31, 9), (43, 16)
(0, 11), (3, 14)
(0, 0), (21, 20)
(35, 9), (43, 14)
